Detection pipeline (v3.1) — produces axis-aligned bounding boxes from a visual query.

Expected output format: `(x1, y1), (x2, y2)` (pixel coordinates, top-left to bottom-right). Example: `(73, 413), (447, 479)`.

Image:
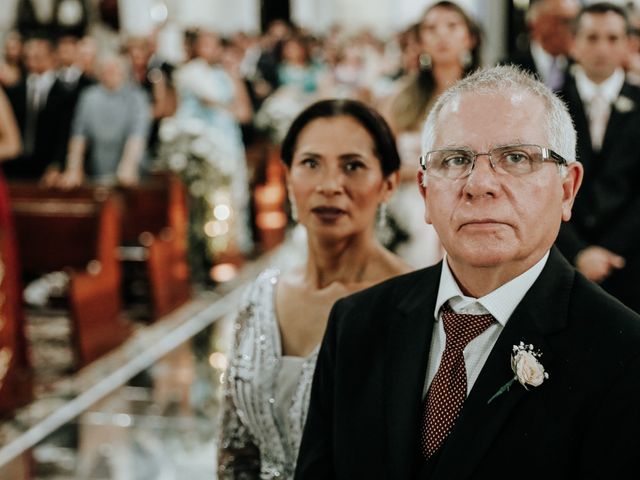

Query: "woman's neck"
(304, 232), (381, 289)
(433, 62), (465, 93)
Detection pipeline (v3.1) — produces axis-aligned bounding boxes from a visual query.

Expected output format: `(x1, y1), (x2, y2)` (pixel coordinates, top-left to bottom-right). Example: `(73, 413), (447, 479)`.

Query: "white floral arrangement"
(488, 341), (549, 404)
(254, 86), (317, 144)
(156, 117), (240, 270)
(157, 117), (238, 184)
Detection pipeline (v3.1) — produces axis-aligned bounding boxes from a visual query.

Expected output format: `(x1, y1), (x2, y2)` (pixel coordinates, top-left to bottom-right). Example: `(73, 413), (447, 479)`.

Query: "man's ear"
(561, 161), (583, 222)
(418, 170), (432, 224)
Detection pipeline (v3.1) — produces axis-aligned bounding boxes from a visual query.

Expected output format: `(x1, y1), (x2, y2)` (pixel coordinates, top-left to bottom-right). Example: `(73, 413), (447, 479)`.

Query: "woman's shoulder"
(376, 247), (413, 279)
(239, 267), (281, 310)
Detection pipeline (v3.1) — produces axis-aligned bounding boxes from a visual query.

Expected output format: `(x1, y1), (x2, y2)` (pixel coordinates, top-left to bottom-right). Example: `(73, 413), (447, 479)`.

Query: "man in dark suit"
(504, 0), (580, 91)
(295, 65), (640, 479)
(556, 3), (640, 313)
(2, 36), (75, 181)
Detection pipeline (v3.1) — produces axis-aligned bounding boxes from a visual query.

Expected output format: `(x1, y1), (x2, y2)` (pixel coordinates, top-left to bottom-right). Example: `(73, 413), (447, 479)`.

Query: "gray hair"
(421, 65), (577, 169)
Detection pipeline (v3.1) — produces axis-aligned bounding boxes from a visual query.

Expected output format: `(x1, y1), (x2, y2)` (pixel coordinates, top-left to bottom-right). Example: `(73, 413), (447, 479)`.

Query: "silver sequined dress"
(218, 268), (320, 479)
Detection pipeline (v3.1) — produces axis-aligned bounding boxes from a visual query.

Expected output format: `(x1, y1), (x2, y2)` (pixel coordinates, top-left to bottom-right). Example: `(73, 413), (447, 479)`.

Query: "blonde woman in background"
(380, 1), (481, 268)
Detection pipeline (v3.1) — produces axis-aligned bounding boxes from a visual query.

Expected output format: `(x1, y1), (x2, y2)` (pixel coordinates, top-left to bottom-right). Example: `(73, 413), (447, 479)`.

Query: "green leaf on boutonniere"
(488, 377), (516, 404)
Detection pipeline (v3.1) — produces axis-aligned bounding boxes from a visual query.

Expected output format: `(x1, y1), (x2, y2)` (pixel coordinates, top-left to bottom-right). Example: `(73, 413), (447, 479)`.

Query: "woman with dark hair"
(381, 1), (481, 268)
(218, 99), (409, 479)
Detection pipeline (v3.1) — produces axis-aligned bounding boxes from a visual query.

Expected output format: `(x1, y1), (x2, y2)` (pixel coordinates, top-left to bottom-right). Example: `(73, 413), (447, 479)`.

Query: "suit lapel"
(431, 248), (575, 479)
(385, 264), (441, 479)
(601, 82), (636, 154)
(562, 75), (594, 168)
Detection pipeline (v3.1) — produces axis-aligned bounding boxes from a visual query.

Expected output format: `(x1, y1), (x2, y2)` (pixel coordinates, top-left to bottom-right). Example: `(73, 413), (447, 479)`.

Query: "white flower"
(158, 119), (179, 143)
(614, 95), (635, 113)
(168, 152), (188, 172)
(190, 137), (213, 158)
(488, 341), (549, 404)
(511, 350), (548, 389)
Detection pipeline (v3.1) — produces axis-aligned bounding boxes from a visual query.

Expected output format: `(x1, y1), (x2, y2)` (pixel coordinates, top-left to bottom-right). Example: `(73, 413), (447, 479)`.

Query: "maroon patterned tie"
(420, 303), (495, 458)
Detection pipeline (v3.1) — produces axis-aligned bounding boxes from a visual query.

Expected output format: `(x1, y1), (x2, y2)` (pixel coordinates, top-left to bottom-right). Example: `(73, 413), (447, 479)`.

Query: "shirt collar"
(573, 65), (625, 103)
(530, 42), (567, 83)
(434, 251), (550, 326)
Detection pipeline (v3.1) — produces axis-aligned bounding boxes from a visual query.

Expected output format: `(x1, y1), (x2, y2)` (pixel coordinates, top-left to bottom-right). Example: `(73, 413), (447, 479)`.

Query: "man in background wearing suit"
(506, 0), (580, 91)
(2, 36), (74, 182)
(557, 2), (640, 313)
(295, 66), (640, 479)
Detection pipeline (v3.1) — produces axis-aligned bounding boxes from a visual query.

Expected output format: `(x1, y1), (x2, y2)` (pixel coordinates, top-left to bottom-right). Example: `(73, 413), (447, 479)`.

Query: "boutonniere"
(614, 95), (635, 113)
(487, 342), (549, 404)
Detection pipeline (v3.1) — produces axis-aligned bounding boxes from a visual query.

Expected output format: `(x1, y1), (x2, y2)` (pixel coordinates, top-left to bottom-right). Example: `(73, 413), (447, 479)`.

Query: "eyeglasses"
(419, 144), (568, 180)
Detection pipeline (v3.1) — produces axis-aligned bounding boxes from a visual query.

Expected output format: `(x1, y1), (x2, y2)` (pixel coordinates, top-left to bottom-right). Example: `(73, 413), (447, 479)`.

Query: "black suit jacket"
(556, 74), (640, 312)
(295, 248), (640, 479)
(2, 77), (75, 179)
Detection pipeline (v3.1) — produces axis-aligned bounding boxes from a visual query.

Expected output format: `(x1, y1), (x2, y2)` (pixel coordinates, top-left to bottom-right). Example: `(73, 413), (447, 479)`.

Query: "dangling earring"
(288, 193), (298, 222)
(419, 53), (432, 70)
(460, 50), (472, 69)
(377, 202), (388, 229)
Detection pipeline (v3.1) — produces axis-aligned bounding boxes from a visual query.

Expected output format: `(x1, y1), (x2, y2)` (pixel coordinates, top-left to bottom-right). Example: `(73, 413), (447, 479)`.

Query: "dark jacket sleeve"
(579, 352), (640, 477)
(556, 222), (590, 265)
(294, 299), (342, 479)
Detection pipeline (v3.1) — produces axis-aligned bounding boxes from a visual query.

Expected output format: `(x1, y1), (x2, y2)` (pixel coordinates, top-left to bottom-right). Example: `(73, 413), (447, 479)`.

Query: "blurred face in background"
(195, 32), (223, 64)
(282, 37), (309, 65)
(420, 5), (475, 67)
(24, 39), (55, 74)
(287, 116), (396, 243)
(573, 11), (629, 84)
(98, 56), (126, 90)
(529, 0), (580, 56)
(4, 32), (23, 63)
(57, 36), (78, 68)
(126, 37), (151, 71)
(78, 36), (98, 74)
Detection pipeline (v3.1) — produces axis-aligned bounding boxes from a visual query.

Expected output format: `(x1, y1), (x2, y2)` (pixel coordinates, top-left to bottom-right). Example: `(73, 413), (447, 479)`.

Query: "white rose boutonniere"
(488, 342), (549, 404)
(614, 95), (635, 113)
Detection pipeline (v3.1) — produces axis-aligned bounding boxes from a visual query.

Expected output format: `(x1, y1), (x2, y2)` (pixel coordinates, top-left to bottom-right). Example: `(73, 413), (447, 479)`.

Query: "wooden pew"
(118, 173), (191, 318)
(0, 223), (33, 416)
(8, 184), (131, 368)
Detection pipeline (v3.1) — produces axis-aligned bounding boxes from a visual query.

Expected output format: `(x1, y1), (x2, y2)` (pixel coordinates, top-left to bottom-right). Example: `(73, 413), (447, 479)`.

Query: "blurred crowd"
(0, 0), (639, 312)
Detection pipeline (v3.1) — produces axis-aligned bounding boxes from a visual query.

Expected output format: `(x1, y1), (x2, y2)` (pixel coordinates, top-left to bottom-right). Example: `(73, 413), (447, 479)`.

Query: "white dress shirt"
(574, 65), (625, 106)
(574, 66), (625, 151)
(422, 252), (550, 398)
(530, 42), (568, 88)
(27, 71), (56, 111)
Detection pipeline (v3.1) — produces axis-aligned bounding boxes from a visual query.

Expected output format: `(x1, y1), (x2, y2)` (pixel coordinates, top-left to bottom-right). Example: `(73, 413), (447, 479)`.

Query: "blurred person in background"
(56, 34), (95, 93)
(174, 29), (253, 252)
(125, 35), (176, 155)
(276, 33), (328, 95)
(0, 88), (22, 165)
(58, 53), (151, 187)
(556, 2), (640, 313)
(380, 1), (481, 269)
(2, 35), (75, 182)
(624, 2), (640, 85)
(505, 0), (580, 91)
(218, 99), (409, 480)
(0, 31), (25, 87)
(254, 19), (293, 100)
(76, 35), (98, 81)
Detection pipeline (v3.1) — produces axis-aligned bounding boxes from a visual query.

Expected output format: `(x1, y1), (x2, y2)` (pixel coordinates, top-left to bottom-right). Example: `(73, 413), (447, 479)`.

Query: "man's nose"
(463, 154), (500, 197)
(315, 170), (344, 195)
